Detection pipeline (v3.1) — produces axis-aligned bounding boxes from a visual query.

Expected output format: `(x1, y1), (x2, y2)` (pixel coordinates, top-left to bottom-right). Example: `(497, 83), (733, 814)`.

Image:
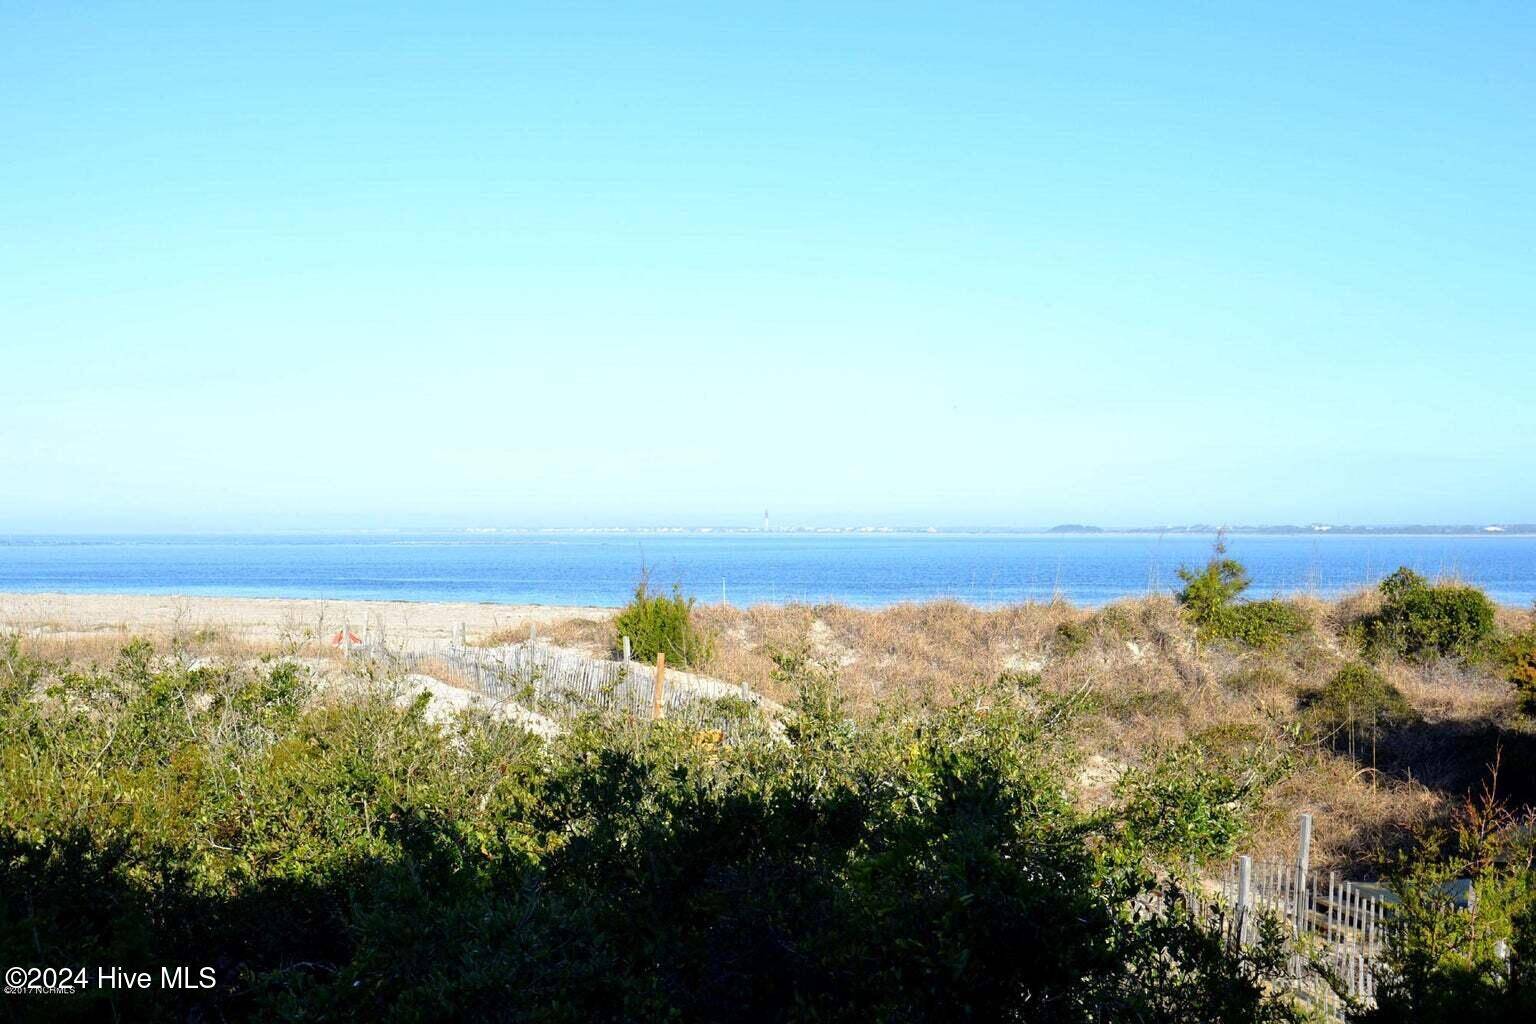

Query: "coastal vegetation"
(1175, 538), (1312, 649)
(3, 562), (1536, 1020)
(609, 577), (715, 668)
(2, 635), (1301, 1022)
(538, 567), (1536, 876)
(1359, 567), (1498, 663)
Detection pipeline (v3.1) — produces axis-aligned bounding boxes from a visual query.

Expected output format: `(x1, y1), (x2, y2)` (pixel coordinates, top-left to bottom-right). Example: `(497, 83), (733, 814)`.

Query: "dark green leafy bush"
(1501, 628), (1536, 712)
(1177, 549), (1251, 627)
(1212, 600), (1312, 649)
(1308, 662), (1414, 754)
(1176, 547), (1310, 649)
(1117, 742), (1290, 865)
(1357, 799), (1536, 1024)
(611, 578), (715, 667)
(1364, 567), (1497, 662)
(0, 638), (1303, 1023)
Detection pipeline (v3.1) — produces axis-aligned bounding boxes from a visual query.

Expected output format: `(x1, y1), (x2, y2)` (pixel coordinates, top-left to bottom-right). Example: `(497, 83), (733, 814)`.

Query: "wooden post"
(1237, 855), (1252, 947)
(529, 622), (537, 645)
(622, 635), (631, 663)
(341, 622), (352, 658)
(1328, 872), (1337, 943)
(652, 651), (666, 720)
(454, 622), (466, 648)
(1296, 813), (1313, 933)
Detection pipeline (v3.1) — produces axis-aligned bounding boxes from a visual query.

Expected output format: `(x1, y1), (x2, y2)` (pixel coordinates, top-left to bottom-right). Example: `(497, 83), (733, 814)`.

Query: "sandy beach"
(0, 592), (610, 646)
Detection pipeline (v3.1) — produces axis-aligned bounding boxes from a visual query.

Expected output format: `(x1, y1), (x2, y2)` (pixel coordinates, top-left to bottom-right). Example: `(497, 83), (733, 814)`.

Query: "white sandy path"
(0, 592), (611, 645)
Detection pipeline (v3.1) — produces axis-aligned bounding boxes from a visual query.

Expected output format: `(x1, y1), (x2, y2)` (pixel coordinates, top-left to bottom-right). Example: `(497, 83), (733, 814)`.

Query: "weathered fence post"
(341, 622), (352, 658)
(1237, 855), (1252, 947)
(652, 652), (666, 721)
(529, 622), (537, 645)
(622, 635), (631, 663)
(454, 622), (466, 648)
(1328, 871), (1338, 943)
(1296, 813), (1313, 933)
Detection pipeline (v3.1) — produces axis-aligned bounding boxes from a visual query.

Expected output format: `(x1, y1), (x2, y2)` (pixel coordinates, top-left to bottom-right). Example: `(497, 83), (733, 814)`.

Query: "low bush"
(1054, 619), (1093, 655)
(1208, 599), (1312, 649)
(611, 578), (715, 667)
(1091, 603), (1142, 640)
(1117, 741), (1290, 865)
(1364, 567), (1497, 662)
(1220, 663), (1291, 695)
(1177, 547), (1251, 628)
(1176, 547), (1310, 649)
(1501, 628), (1536, 712)
(1308, 662), (1414, 753)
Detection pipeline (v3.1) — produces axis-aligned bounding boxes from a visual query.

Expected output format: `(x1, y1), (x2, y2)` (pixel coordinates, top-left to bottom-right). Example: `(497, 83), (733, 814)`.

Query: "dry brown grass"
(671, 593), (1534, 874)
(687, 599), (1085, 712)
(1252, 756), (1443, 873)
(482, 617), (614, 653)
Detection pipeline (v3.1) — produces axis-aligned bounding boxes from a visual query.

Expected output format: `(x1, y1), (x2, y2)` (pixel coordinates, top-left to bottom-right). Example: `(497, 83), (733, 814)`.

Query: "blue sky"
(2, 1), (1532, 531)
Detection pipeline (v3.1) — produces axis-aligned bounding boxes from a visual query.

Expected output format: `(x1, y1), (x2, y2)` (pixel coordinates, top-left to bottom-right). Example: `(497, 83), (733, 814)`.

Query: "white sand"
(0, 592), (610, 645)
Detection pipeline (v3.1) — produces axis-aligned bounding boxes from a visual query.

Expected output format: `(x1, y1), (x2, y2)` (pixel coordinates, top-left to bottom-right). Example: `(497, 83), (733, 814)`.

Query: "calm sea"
(3, 532), (1535, 609)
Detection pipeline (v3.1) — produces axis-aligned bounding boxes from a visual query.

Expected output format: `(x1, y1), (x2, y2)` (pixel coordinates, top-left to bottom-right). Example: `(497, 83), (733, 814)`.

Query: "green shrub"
(1176, 546), (1309, 649)
(1177, 546), (1251, 627)
(1309, 662), (1413, 752)
(611, 579), (715, 668)
(1501, 628), (1536, 712)
(1211, 600), (1311, 649)
(1365, 567), (1497, 662)
(1117, 741), (1290, 864)
(1360, 815), (1536, 1023)
(1054, 619), (1092, 655)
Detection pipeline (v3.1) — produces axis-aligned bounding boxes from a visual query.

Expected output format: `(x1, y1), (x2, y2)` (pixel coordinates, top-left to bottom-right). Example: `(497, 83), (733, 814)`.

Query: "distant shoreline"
(3, 525), (1535, 539)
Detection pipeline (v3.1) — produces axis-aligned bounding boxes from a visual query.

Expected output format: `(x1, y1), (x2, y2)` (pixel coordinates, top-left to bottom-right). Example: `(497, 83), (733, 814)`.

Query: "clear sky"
(2, 2), (1532, 531)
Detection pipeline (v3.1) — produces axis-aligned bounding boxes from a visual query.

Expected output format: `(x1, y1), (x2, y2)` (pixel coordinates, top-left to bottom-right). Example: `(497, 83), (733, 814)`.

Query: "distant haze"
(2, 3), (1532, 532)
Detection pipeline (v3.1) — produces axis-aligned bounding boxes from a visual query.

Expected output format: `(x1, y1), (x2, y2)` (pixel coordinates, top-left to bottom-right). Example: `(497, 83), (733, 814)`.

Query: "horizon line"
(4, 523), (1534, 538)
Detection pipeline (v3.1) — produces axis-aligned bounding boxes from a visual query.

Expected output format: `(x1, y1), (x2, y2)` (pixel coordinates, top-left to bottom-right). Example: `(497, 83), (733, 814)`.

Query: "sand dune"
(0, 592), (608, 646)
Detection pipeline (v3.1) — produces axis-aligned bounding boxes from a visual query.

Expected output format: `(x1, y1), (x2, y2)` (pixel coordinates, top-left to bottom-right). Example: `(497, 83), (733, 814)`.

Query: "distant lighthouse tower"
(762, 509), (770, 532)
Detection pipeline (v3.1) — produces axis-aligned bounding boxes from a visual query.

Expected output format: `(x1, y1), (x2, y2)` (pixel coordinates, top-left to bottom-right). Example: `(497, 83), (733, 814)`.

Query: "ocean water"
(2, 532), (1535, 609)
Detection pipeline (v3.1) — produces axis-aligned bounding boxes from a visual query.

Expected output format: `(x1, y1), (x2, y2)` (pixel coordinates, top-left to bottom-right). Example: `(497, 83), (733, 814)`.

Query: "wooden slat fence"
(1197, 853), (1386, 1017)
(1188, 813), (1499, 1019)
(358, 634), (778, 738)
